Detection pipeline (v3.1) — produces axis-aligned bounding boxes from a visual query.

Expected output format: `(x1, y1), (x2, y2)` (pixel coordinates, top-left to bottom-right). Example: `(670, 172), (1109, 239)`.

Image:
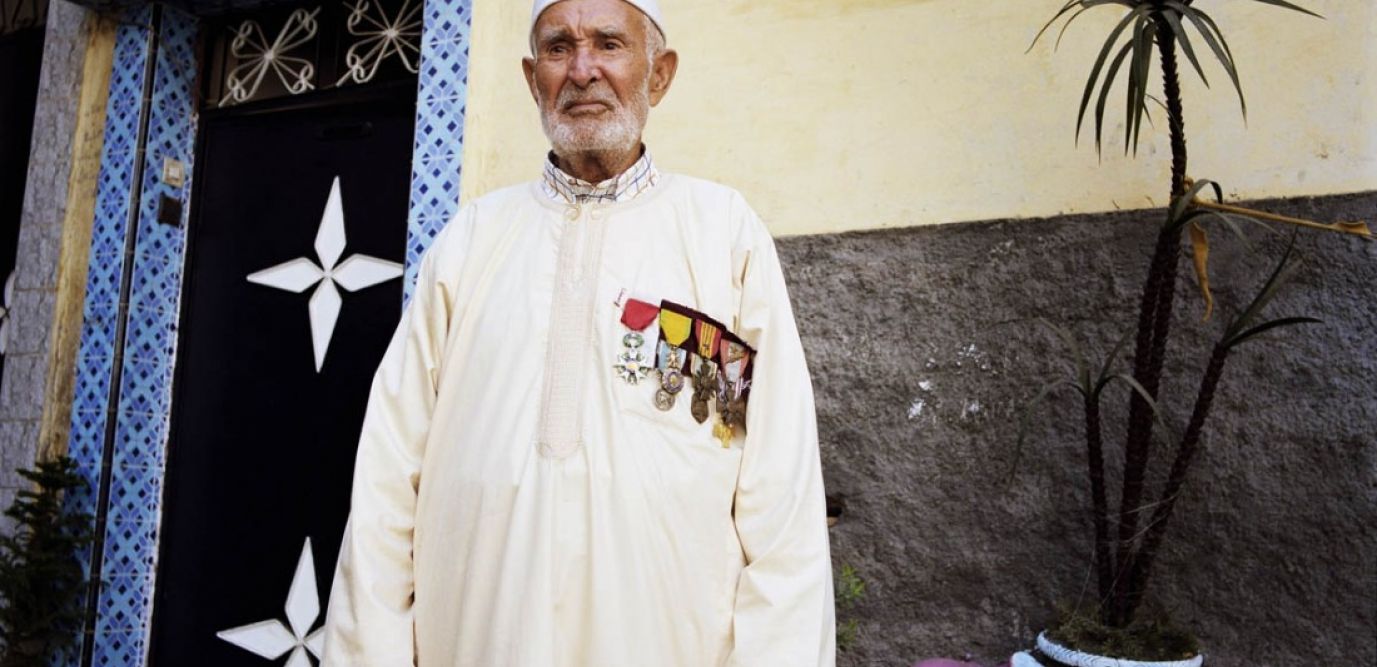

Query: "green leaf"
(1108, 372), (1179, 442)
(1226, 316), (1323, 348)
(1027, 0), (1085, 53)
(1175, 4), (1247, 119)
(1168, 178), (1220, 227)
(1092, 327), (1136, 397)
(1096, 40), (1135, 153)
(1039, 318), (1091, 390)
(1245, 0), (1324, 19)
(1078, 7), (1147, 147)
(1224, 235), (1302, 341)
(1012, 378), (1084, 479)
(1127, 13), (1153, 154)
(1162, 9), (1209, 87)
(1181, 210), (1255, 250)
(1055, 6), (1093, 51)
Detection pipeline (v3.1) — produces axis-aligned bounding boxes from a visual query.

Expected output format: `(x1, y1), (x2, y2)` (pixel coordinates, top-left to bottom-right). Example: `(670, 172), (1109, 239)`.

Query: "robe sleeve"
(727, 202), (837, 667)
(320, 221), (457, 667)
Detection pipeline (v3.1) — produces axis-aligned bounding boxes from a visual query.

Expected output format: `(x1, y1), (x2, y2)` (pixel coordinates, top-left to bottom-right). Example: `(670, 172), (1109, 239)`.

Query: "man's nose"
(568, 47), (600, 87)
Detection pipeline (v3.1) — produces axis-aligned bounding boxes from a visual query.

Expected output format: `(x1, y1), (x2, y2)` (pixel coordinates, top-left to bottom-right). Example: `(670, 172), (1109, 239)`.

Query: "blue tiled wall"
(405, 0), (471, 303)
(64, 13), (153, 666)
(63, 5), (198, 666)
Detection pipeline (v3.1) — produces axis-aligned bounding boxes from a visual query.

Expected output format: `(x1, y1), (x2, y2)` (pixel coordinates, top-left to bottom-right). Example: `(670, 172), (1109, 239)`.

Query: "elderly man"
(320, 0), (835, 664)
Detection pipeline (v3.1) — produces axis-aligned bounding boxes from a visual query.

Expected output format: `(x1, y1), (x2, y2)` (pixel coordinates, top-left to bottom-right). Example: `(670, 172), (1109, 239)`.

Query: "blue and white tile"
(412, 96), (467, 161)
(68, 406), (109, 463)
(93, 574), (152, 636)
(112, 413), (169, 471)
(422, 0), (471, 44)
(417, 38), (469, 101)
(128, 251), (182, 315)
(78, 301), (120, 359)
(409, 155), (462, 221)
(99, 518), (160, 580)
(91, 629), (146, 667)
(114, 359), (170, 418)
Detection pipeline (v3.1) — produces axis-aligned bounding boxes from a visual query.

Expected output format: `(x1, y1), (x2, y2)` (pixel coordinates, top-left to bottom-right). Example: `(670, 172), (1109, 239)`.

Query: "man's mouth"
(563, 100), (612, 115)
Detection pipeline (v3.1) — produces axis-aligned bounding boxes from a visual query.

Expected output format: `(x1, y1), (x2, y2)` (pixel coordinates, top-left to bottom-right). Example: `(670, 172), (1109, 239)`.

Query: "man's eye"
(601, 41), (623, 50)
(547, 44), (568, 55)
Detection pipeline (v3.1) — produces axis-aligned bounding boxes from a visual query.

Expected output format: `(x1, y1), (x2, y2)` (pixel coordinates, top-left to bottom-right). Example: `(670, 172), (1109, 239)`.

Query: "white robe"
(320, 174), (835, 666)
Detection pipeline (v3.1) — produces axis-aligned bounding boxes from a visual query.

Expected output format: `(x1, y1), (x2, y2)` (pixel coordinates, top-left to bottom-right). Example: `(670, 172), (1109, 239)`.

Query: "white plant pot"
(1037, 632), (1203, 667)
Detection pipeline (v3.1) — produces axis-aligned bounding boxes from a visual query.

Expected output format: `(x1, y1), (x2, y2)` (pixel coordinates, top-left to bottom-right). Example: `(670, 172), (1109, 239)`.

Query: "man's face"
(523, 0), (675, 159)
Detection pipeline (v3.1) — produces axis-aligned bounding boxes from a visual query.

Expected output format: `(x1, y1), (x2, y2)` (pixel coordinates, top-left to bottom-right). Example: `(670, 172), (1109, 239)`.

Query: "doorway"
(148, 78), (417, 665)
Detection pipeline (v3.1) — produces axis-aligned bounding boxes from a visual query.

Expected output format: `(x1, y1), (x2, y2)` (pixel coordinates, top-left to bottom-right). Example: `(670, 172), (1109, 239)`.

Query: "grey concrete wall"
(0, 0), (93, 535)
(787, 192), (1377, 667)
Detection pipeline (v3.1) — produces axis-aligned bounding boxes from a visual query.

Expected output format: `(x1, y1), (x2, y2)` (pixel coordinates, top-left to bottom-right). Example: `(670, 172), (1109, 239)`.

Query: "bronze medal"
(690, 359), (717, 424)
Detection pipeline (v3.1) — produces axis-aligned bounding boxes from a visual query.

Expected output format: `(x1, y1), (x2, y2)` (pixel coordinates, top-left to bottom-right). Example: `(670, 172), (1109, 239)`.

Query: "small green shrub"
(0, 456), (94, 667)
(835, 563), (865, 652)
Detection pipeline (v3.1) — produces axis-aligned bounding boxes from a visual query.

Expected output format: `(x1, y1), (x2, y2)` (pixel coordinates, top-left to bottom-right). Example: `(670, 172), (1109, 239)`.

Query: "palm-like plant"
(1025, 0), (1371, 639)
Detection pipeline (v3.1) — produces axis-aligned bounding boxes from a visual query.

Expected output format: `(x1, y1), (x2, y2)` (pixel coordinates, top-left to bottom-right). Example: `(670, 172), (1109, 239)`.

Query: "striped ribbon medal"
(713, 339), (751, 447)
(690, 319), (722, 424)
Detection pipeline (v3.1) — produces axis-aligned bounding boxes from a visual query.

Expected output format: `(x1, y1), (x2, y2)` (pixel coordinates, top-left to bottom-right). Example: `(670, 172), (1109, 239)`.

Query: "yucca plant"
(1023, 0), (1371, 647)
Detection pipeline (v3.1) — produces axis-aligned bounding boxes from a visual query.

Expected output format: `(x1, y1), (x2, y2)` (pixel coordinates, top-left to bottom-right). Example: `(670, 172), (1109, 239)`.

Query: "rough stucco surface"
(782, 192), (1377, 667)
(0, 1), (90, 536)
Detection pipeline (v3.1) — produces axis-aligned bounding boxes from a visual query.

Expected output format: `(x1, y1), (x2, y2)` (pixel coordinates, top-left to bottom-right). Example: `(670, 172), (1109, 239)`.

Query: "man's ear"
(522, 56), (539, 104)
(648, 48), (678, 107)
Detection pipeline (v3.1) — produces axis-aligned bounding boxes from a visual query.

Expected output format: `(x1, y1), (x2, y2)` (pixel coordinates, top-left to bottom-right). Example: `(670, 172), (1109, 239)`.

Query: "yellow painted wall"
(460, 1), (1376, 236)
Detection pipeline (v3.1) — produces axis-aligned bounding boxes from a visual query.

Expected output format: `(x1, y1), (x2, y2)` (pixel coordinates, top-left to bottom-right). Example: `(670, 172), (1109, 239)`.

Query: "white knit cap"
(530, 0), (665, 39)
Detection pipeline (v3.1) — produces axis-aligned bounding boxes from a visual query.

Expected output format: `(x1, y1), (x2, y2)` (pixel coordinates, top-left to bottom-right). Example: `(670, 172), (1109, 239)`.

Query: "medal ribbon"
(717, 340), (749, 395)
(621, 299), (660, 331)
(695, 320), (721, 360)
(659, 309), (691, 347)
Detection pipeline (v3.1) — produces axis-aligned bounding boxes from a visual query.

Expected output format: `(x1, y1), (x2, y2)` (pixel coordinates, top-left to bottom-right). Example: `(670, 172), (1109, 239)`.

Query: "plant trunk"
(1112, 11), (1189, 627)
(1084, 393), (1114, 620)
(1122, 343), (1230, 621)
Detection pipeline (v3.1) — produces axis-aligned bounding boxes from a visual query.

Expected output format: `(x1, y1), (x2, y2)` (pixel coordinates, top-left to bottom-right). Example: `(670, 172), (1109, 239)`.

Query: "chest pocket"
(603, 294), (728, 451)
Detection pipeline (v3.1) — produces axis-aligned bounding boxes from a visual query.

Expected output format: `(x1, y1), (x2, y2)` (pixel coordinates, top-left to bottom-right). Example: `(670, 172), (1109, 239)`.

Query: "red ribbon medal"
(620, 298), (660, 331)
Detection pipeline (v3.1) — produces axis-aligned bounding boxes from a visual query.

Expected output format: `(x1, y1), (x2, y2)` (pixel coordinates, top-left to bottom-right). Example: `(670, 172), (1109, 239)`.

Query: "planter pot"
(1036, 632), (1203, 667)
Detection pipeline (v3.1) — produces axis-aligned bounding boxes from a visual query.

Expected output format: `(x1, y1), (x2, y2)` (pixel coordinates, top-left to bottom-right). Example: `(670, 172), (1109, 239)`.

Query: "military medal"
(614, 299), (660, 385)
(690, 318), (722, 424)
(719, 340), (750, 400)
(713, 336), (753, 447)
(655, 307), (692, 411)
(614, 332), (650, 384)
(690, 359), (717, 423)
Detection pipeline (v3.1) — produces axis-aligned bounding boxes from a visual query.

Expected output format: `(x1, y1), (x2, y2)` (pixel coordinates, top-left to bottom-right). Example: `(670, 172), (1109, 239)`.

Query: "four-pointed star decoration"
(217, 537), (326, 667)
(247, 176), (404, 371)
(0, 270), (14, 357)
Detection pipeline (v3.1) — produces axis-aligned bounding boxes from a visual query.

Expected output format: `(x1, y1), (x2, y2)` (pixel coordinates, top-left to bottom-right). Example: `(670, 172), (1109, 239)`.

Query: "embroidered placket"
(536, 202), (610, 458)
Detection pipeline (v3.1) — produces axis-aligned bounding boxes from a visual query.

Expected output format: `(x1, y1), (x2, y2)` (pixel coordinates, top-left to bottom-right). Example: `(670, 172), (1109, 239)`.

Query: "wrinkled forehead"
(530, 0), (664, 41)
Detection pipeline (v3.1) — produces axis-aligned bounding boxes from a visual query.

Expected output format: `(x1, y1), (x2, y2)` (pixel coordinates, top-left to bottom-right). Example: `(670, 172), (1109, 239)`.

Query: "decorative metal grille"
(221, 7), (320, 106)
(0, 0), (47, 35)
(205, 0), (419, 109)
(336, 0), (421, 86)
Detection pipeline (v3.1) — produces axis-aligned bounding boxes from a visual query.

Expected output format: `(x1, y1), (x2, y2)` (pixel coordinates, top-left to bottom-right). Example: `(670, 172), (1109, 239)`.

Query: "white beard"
(538, 78), (650, 159)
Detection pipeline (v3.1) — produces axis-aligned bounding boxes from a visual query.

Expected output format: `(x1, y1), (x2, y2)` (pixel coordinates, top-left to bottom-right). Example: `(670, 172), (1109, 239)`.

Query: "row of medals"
(615, 330), (748, 448)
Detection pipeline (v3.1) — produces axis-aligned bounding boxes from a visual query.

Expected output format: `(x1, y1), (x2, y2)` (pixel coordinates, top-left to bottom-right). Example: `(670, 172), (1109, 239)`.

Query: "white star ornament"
(216, 537), (327, 667)
(246, 177), (403, 371)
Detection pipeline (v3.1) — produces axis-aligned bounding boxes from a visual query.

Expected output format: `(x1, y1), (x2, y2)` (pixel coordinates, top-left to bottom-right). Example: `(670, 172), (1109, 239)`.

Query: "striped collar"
(540, 147), (660, 204)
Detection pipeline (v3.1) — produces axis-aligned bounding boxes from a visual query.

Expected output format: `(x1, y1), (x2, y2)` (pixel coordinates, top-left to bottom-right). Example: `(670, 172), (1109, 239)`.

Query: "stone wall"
(0, 0), (100, 534)
(789, 192), (1377, 667)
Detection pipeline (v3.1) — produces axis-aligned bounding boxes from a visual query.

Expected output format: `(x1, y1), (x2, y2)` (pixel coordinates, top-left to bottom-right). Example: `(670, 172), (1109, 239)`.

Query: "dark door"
(149, 85), (415, 665)
(0, 27), (45, 384)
